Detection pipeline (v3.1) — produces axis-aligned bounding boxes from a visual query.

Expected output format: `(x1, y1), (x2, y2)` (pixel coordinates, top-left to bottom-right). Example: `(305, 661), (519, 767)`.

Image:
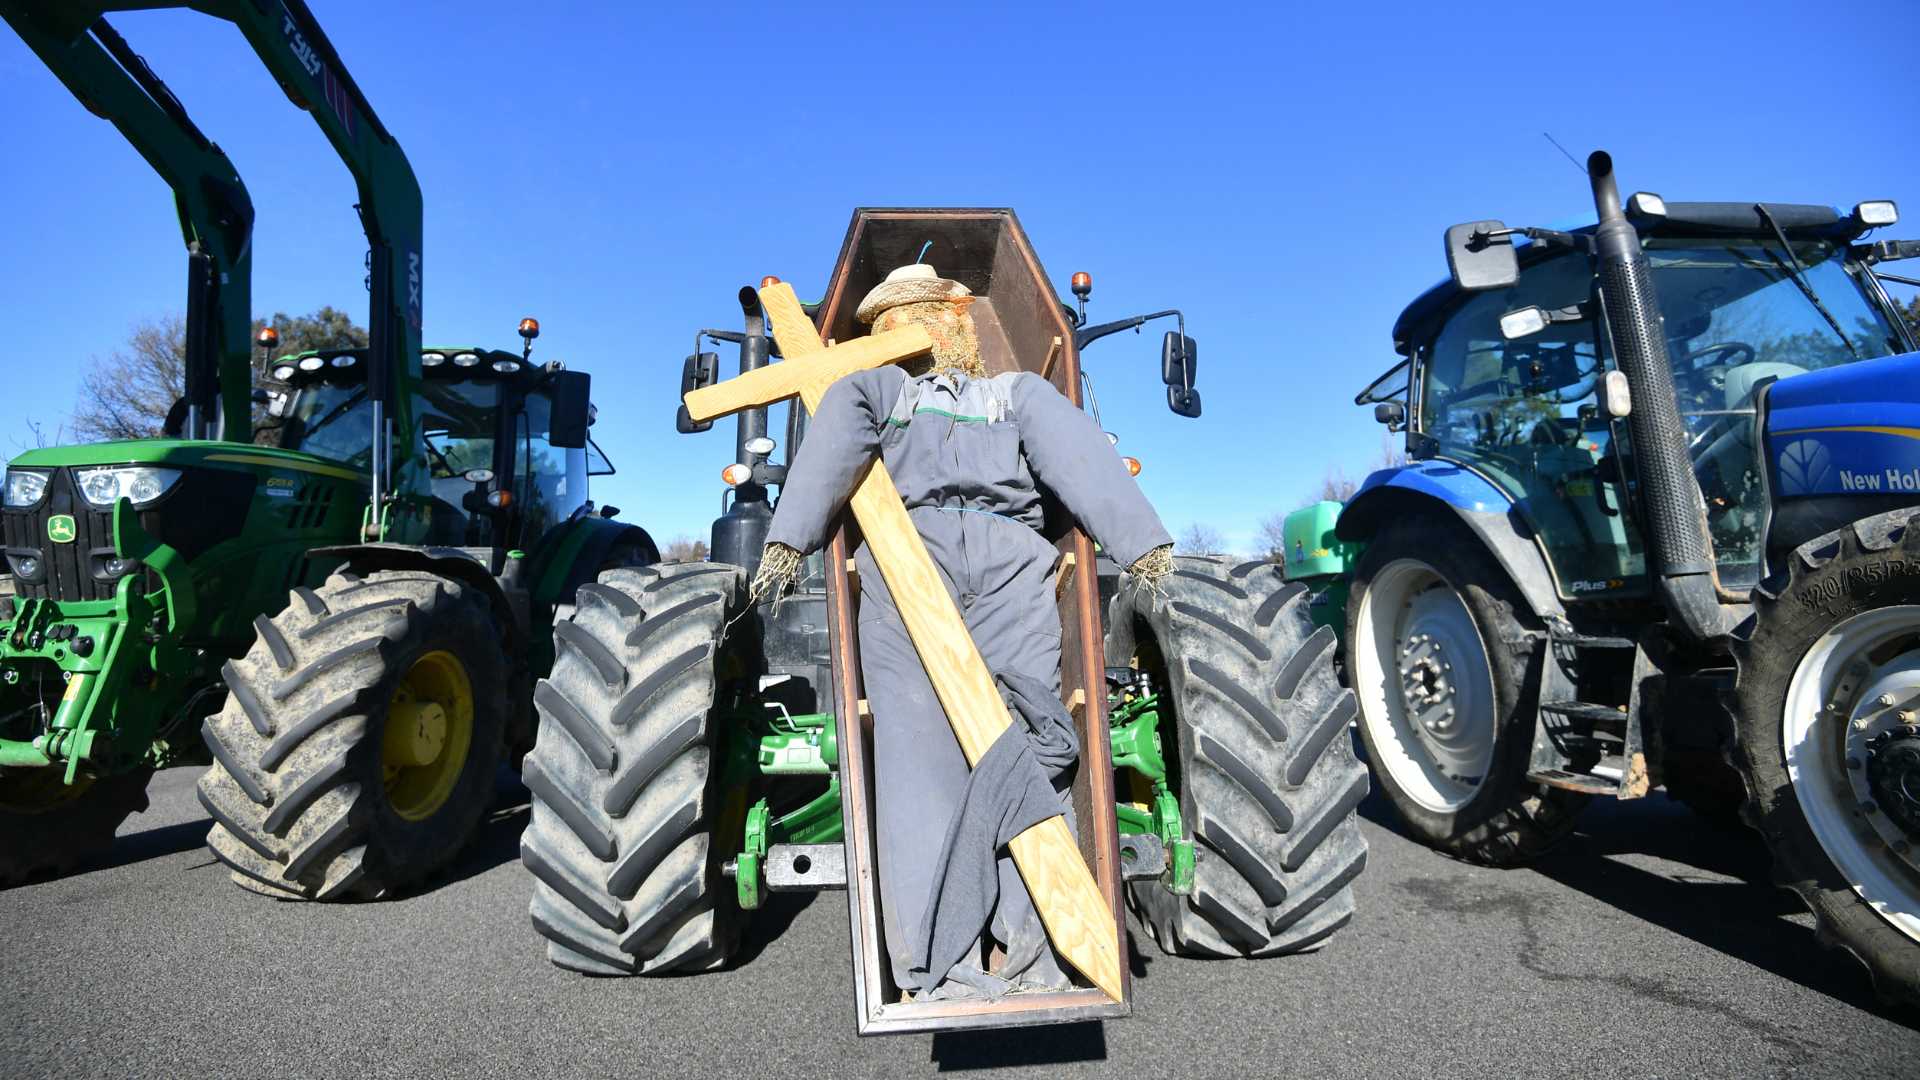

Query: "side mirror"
(1445, 220), (1520, 292)
(1161, 331), (1197, 388)
(1374, 401), (1406, 429)
(1167, 385), (1202, 418)
(548, 370), (592, 449)
(162, 396), (189, 438)
(677, 352), (719, 435)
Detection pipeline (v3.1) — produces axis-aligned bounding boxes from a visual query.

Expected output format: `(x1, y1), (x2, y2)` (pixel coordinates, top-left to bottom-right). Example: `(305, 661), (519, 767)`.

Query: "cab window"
(1419, 253), (1646, 594)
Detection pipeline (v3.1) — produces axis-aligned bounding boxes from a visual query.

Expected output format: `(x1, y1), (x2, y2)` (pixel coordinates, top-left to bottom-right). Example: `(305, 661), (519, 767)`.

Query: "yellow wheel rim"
(381, 649), (474, 821)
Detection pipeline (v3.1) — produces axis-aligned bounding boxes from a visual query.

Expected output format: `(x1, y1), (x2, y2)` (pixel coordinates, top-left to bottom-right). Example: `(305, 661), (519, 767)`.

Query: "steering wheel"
(1679, 340), (1755, 371)
(1670, 340), (1755, 404)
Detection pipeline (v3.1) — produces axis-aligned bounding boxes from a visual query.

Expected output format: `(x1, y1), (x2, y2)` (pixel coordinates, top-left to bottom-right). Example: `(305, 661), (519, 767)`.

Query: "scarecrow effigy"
(751, 262), (1173, 998)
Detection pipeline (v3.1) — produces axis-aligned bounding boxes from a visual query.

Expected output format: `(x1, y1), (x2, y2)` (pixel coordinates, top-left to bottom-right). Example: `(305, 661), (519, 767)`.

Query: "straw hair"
(1127, 544), (1175, 600)
(874, 300), (985, 378)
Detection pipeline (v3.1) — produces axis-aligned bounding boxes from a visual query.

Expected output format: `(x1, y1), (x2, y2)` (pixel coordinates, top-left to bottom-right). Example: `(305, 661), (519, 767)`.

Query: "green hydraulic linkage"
(725, 709), (844, 911)
(5, 1), (426, 539)
(0, 501), (199, 779)
(1110, 691), (1194, 895)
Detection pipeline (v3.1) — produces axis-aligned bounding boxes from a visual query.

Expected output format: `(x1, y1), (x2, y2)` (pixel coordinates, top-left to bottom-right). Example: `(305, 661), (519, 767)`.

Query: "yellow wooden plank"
(682, 323), (931, 423)
(758, 283), (824, 357)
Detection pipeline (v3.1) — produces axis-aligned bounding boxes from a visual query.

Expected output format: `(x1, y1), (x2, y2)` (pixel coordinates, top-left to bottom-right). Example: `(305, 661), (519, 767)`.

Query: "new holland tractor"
(516, 209), (1365, 1034)
(1, 0), (655, 896)
(1283, 150), (1920, 1004)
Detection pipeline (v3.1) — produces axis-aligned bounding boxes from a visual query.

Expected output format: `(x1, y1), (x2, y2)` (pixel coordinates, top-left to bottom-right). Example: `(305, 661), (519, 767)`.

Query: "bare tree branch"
(64, 307), (368, 445)
(1176, 523), (1226, 556)
(663, 536), (710, 563)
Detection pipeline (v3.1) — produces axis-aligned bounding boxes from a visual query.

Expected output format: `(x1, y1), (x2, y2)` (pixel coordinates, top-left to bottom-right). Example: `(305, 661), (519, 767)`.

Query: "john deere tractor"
(1, 1), (655, 896)
(1284, 150), (1920, 1003)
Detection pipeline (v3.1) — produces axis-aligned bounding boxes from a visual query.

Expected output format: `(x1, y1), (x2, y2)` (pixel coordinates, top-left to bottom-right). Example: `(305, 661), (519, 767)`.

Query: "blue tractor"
(1290, 151), (1920, 1004)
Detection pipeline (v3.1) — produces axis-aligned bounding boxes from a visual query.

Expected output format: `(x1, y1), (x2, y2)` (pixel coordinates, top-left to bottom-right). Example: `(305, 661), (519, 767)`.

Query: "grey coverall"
(766, 365), (1172, 993)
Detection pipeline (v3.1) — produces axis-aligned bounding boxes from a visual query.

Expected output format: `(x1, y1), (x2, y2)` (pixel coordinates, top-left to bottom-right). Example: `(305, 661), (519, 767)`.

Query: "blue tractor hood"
(1766, 350), (1920, 498)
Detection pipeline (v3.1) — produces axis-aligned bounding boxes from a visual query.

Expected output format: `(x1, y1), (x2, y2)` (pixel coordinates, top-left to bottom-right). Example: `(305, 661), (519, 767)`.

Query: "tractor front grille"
(0, 466), (254, 603)
(3, 469), (120, 602)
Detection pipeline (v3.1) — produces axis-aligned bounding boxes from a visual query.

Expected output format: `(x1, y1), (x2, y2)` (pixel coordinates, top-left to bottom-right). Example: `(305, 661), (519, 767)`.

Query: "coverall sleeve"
(1009, 373), (1173, 570)
(764, 366), (904, 555)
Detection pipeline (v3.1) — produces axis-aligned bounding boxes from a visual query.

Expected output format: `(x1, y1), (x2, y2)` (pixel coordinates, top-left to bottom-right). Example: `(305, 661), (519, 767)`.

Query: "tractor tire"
(1106, 556), (1369, 957)
(197, 569), (508, 900)
(1347, 515), (1587, 866)
(524, 539), (659, 765)
(549, 537), (659, 626)
(520, 562), (747, 975)
(0, 766), (152, 886)
(1731, 510), (1920, 1007)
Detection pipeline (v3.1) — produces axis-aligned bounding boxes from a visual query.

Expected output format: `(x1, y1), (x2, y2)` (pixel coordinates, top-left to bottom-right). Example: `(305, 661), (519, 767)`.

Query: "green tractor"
(1, 0), (655, 896)
(1284, 150), (1920, 1003)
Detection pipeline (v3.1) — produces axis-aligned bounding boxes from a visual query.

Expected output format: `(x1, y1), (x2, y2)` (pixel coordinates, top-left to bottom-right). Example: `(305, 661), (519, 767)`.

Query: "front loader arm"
(2, 3), (254, 441)
(20, 0), (427, 536)
(198, 0), (424, 510)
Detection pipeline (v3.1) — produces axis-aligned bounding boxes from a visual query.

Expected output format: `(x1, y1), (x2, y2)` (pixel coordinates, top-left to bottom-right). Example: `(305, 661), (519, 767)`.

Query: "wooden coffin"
(812, 209), (1129, 1035)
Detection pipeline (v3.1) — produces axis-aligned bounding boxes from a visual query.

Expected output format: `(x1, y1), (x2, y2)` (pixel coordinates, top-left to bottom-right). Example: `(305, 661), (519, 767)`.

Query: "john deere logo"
(46, 515), (77, 544)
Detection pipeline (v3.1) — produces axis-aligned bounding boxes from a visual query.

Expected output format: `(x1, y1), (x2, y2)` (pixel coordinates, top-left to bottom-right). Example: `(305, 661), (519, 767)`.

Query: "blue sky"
(4, 0), (1917, 553)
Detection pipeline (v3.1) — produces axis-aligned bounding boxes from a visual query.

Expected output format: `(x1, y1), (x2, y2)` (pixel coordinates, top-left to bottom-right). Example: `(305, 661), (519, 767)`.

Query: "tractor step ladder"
(1527, 627), (1655, 799)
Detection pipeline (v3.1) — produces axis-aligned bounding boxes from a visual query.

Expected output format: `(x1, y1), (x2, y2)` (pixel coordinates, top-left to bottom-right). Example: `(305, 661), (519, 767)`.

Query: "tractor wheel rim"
(1783, 604), (1920, 944)
(1355, 559), (1496, 812)
(381, 649), (474, 822)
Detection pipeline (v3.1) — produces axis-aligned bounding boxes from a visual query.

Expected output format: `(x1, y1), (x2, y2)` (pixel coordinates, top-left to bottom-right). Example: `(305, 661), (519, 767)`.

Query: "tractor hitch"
(1109, 690), (1195, 895)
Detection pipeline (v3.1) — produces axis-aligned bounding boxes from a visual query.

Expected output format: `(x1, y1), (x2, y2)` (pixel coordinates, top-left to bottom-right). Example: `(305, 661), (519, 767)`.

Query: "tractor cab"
(1366, 199), (1916, 602)
(265, 336), (607, 559)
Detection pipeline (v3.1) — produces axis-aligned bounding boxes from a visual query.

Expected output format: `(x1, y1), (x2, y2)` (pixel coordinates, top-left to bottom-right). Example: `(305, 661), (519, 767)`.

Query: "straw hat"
(855, 263), (971, 324)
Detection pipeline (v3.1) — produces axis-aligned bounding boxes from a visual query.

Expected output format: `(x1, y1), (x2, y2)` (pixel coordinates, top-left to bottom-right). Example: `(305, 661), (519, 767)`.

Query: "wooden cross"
(682, 281), (1123, 1002)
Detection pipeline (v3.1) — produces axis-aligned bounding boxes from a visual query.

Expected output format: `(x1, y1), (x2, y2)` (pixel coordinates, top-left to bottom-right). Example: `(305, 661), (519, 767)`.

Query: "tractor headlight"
(73, 466), (182, 508)
(3, 469), (49, 508)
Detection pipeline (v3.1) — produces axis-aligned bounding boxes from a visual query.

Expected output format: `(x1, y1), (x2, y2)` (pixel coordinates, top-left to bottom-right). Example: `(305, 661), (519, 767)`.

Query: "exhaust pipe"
(710, 286), (773, 574)
(1587, 151), (1727, 640)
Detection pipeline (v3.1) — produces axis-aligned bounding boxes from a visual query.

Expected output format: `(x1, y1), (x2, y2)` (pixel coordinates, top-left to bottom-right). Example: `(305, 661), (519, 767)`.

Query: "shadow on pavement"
(929, 1020), (1108, 1071)
(1364, 779), (1912, 1026)
(90, 817), (209, 873)
(729, 889), (820, 969)
(1530, 798), (1912, 1025)
(434, 797), (532, 892)
(2, 809), (210, 893)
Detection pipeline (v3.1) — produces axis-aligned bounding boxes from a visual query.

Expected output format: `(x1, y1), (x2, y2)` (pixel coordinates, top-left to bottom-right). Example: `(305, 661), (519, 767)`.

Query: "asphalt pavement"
(4, 760), (1914, 1079)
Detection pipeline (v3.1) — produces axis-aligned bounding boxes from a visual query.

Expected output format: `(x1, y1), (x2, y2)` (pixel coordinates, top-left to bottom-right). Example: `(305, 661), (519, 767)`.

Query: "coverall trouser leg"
(858, 511), (1071, 993)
